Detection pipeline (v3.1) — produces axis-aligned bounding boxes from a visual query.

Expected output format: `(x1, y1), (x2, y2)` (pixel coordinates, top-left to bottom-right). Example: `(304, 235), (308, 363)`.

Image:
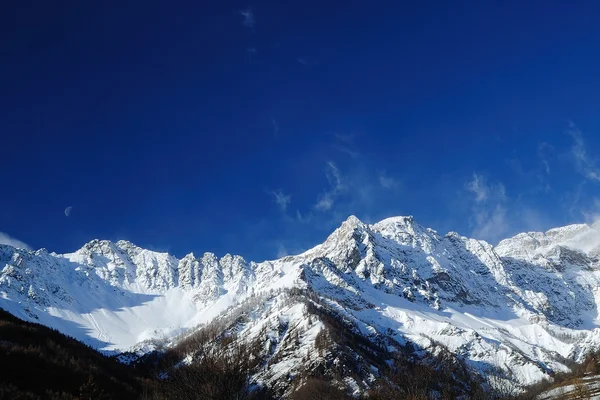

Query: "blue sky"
(2, 1), (600, 261)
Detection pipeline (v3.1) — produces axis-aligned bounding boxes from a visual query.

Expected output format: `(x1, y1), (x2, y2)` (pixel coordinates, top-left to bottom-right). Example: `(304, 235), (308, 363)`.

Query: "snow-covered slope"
(3, 216), (600, 390)
(0, 238), (301, 350)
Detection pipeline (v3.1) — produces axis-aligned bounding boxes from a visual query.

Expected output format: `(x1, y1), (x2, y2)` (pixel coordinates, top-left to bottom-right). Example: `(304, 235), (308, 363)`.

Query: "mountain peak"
(181, 252), (197, 260)
(341, 214), (364, 228)
(495, 223), (597, 259)
(329, 215), (369, 239)
(371, 215), (426, 239)
(115, 240), (140, 249)
(79, 239), (117, 253)
(373, 215), (416, 227)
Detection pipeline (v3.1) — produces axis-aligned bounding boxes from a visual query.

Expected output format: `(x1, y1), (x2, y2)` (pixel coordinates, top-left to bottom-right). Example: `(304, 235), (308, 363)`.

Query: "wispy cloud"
(297, 58), (318, 67)
(334, 146), (361, 159)
(315, 162), (345, 211)
(518, 207), (555, 233)
(239, 8), (255, 29)
(269, 189), (291, 212)
(538, 142), (554, 176)
(568, 123), (600, 182)
(0, 232), (31, 250)
(330, 133), (362, 159)
(276, 242), (288, 258)
(465, 174), (508, 243)
(471, 205), (509, 243)
(334, 133), (356, 143)
(378, 172), (400, 190)
(271, 117), (279, 137)
(295, 210), (312, 224)
(581, 198), (600, 224)
(315, 196), (334, 211)
(563, 181), (587, 219)
(466, 174), (492, 203)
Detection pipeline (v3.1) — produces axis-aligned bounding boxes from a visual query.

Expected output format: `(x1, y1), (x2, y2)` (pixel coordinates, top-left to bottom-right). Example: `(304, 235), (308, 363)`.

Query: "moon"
(64, 206), (72, 217)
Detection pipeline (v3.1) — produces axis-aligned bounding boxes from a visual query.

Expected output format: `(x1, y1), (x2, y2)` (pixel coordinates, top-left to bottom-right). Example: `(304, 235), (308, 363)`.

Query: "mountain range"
(3, 215), (600, 396)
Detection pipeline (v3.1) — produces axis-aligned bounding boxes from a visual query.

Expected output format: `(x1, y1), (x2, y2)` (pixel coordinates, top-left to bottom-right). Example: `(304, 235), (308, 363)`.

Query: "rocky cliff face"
(3, 216), (600, 391)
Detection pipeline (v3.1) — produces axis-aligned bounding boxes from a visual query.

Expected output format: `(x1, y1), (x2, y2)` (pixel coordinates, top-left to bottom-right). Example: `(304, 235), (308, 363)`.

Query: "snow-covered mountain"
(3, 215), (600, 393)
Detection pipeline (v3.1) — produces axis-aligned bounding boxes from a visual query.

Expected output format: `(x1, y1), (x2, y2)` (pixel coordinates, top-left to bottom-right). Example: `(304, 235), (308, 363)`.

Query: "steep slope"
(3, 216), (600, 393)
(0, 307), (140, 399)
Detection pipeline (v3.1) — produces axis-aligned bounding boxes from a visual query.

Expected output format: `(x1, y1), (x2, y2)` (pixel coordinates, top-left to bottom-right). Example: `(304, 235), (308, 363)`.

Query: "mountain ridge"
(3, 215), (600, 393)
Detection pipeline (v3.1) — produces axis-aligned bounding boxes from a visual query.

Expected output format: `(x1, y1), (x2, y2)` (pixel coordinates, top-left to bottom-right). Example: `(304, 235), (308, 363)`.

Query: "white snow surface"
(4, 216), (600, 388)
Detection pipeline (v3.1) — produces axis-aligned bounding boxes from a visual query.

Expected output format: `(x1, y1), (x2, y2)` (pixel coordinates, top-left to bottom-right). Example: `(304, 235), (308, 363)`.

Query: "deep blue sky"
(2, 1), (600, 260)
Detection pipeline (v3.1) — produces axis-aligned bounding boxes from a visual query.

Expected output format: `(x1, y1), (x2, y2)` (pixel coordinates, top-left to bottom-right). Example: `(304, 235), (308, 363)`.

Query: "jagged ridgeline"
(3, 215), (600, 397)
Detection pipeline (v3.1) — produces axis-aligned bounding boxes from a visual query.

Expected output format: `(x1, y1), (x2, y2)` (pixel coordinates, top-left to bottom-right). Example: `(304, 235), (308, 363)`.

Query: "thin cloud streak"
(538, 142), (554, 176)
(331, 133), (362, 159)
(271, 117), (279, 137)
(239, 8), (255, 28)
(315, 162), (344, 211)
(466, 174), (490, 203)
(568, 123), (600, 182)
(0, 232), (31, 250)
(465, 174), (508, 243)
(269, 189), (291, 212)
(379, 172), (400, 190)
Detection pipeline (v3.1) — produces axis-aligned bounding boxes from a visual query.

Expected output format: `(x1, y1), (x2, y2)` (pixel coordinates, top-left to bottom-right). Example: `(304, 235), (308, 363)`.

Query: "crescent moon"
(64, 206), (72, 217)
